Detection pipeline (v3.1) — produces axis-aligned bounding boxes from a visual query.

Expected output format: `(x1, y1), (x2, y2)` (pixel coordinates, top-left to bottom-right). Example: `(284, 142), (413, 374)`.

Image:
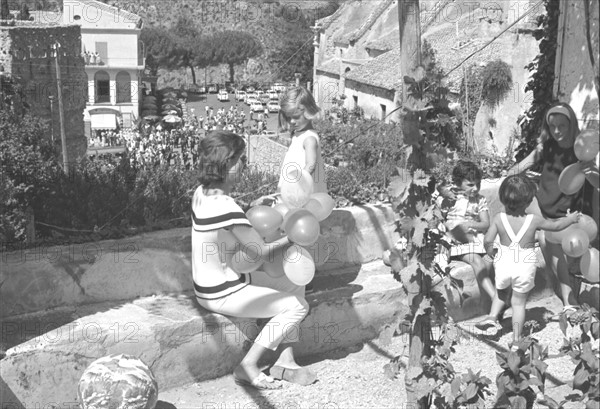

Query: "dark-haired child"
(435, 161), (494, 300)
(478, 175), (581, 342)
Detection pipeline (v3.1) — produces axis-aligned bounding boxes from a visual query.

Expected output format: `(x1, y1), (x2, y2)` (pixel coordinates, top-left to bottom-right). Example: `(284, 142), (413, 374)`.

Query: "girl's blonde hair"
(278, 86), (321, 132)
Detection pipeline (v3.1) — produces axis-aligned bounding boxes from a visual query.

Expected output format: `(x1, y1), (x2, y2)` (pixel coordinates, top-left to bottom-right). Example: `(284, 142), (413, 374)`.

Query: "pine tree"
(1, 0), (11, 20)
(212, 31), (262, 83)
(18, 4), (31, 20)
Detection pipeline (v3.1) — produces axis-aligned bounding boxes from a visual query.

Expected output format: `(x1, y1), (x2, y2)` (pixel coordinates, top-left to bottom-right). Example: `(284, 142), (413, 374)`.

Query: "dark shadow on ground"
(155, 401), (177, 409)
(458, 306), (566, 388)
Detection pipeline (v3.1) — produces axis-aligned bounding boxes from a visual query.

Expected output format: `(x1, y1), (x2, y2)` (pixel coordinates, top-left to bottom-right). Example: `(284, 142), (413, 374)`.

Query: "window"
(353, 95), (358, 108)
(94, 71), (110, 103)
(95, 42), (108, 63)
(381, 104), (387, 121)
(116, 71), (131, 103)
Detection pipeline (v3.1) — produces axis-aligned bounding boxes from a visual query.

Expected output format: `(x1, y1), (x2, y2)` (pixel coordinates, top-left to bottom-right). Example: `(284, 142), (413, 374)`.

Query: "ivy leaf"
(412, 169), (430, 187)
(414, 297), (432, 320)
(388, 174), (412, 207)
(591, 321), (599, 340)
(496, 352), (508, 370)
(507, 351), (520, 375)
(559, 312), (569, 336)
(411, 219), (428, 246)
(400, 262), (421, 294)
(451, 376), (462, 397)
(573, 368), (590, 391)
(463, 382), (478, 401)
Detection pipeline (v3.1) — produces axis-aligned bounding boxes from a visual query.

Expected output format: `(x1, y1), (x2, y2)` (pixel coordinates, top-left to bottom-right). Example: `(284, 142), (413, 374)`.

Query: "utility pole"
(53, 41), (69, 174)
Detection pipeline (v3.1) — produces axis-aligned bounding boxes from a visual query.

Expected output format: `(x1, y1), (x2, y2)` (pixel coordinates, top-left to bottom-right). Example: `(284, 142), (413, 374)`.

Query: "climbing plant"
(518, 0), (560, 162)
(380, 44), (491, 408)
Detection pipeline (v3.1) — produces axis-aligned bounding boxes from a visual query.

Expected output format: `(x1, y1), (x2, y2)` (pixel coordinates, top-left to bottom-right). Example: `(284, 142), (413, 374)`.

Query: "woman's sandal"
(234, 372), (282, 390)
(269, 365), (317, 386)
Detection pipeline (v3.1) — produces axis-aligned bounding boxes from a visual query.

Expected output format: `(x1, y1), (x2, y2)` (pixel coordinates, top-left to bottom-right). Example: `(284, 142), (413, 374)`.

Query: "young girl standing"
(253, 86), (328, 205)
(506, 102), (595, 316)
(278, 86), (327, 194)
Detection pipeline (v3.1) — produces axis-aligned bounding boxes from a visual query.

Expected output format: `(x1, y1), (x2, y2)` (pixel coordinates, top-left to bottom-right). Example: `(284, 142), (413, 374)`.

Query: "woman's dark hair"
(499, 175), (536, 212)
(452, 160), (482, 186)
(539, 101), (579, 145)
(197, 131), (245, 186)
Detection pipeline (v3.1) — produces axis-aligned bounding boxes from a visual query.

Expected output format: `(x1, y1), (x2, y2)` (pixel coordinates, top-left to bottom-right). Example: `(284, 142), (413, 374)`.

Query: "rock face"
(78, 354), (158, 409)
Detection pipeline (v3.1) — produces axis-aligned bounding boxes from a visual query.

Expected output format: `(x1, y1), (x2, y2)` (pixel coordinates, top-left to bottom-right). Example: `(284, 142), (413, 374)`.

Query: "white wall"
(343, 84), (398, 123)
(555, 0), (599, 128)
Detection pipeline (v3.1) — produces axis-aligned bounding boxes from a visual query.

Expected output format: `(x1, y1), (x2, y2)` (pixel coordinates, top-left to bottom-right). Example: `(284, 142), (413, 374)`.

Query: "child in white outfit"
(479, 175), (581, 343)
(254, 86), (327, 205)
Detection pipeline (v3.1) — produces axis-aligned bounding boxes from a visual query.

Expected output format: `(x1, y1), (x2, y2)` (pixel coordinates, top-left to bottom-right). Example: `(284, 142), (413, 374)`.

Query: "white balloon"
(283, 244), (315, 285)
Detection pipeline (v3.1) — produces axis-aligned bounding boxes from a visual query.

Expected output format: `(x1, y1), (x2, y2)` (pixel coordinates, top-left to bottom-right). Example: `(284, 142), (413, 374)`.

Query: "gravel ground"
(157, 296), (591, 409)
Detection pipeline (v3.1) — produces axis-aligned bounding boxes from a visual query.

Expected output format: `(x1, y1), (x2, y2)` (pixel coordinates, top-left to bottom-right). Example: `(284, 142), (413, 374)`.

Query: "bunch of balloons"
(230, 166), (336, 286)
(558, 129), (599, 194)
(545, 214), (599, 282)
(552, 129), (600, 282)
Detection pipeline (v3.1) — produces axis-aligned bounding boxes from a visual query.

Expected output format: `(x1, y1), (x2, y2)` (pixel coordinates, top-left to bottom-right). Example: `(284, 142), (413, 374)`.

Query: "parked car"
(273, 83), (286, 92)
(246, 93), (258, 104)
(236, 90), (246, 102)
(246, 97), (259, 106)
(259, 94), (270, 105)
(217, 90), (229, 102)
(208, 84), (218, 94)
(250, 102), (265, 112)
(267, 101), (280, 113)
(246, 85), (256, 93)
(268, 91), (279, 100)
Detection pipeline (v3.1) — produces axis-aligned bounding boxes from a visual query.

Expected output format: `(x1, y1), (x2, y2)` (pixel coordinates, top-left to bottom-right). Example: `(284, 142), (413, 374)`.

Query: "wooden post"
(53, 42), (69, 175)
(464, 65), (471, 152)
(398, 1), (429, 407)
(398, 0), (423, 169)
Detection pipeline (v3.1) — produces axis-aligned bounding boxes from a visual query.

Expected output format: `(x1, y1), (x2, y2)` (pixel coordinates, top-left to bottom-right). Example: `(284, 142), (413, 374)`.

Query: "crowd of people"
(87, 98), (274, 169)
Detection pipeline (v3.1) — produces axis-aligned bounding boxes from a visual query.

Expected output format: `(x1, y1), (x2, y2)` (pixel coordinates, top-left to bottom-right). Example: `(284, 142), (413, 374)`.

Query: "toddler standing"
(478, 175), (580, 342)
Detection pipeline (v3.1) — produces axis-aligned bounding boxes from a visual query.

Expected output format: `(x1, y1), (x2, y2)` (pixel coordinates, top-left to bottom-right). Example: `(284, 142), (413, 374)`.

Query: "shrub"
(481, 60), (513, 109)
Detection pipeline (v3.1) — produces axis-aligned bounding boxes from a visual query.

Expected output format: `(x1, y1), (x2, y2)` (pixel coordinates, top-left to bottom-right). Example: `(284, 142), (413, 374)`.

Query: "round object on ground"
(78, 354), (158, 409)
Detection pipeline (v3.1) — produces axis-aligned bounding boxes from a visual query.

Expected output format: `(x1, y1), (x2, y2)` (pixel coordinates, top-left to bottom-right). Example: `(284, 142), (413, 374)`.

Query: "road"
(185, 92), (281, 133)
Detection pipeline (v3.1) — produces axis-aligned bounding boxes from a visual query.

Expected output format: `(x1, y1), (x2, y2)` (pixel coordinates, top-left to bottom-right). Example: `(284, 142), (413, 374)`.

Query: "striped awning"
(90, 113), (117, 130)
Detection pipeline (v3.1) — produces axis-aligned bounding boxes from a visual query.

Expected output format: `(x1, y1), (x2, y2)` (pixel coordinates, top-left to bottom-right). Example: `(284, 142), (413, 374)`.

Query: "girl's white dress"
(278, 130), (327, 194)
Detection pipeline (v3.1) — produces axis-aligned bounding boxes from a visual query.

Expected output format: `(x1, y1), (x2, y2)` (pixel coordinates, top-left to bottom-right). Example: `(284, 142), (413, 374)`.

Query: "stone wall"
(1, 23), (87, 161)
(247, 133), (288, 178)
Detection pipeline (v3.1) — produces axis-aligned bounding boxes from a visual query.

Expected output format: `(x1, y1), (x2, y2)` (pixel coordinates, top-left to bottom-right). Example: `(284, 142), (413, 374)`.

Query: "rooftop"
(344, 48), (402, 91)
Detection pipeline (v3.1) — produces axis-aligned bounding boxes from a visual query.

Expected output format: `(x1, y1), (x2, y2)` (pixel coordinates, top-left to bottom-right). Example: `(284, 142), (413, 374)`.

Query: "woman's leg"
(511, 290), (529, 343)
(539, 232), (580, 307)
(198, 279), (308, 384)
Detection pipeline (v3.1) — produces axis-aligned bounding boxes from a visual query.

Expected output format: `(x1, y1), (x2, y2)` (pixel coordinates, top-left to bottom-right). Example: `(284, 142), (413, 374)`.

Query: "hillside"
(108, 0), (339, 85)
(9, 0), (339, 86)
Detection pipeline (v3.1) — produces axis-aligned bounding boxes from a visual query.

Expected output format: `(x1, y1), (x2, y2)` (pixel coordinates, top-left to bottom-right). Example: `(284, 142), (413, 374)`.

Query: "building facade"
(61, 0), (144, 136)
(0, 20), (87, 160)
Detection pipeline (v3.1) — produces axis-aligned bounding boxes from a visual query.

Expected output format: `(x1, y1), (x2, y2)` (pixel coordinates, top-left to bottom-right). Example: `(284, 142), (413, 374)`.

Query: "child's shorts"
(494, 245), (539, 293)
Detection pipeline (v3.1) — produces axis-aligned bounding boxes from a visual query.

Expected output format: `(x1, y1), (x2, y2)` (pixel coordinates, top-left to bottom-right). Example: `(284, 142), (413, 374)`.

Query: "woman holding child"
(191, 130), (317, 390)
(505, 102), (597, 318)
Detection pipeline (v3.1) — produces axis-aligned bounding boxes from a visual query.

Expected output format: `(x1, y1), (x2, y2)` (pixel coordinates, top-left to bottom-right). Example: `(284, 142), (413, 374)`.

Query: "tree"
(140, 26), (179, 74)
(17, 3), (31, 20)
(1, 0), (10, 20)
(212, 30), (262, 83)
(171, 17), (202, 84)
